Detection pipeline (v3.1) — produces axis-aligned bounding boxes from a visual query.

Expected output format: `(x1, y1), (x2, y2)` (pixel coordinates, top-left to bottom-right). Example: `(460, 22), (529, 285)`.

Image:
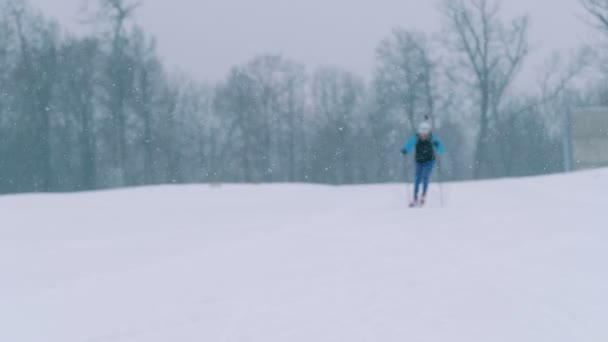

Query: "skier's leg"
(422, 161), (436, 196)
(414, 162), (423, 200)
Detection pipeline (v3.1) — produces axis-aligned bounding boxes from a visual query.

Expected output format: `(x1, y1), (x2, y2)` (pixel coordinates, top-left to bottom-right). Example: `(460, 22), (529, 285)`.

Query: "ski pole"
(404, 154), (412, 204)
(437, 157), (445, 207)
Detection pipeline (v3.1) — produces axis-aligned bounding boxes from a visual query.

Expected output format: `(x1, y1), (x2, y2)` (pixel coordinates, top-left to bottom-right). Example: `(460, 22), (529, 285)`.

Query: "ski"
(409, 197), (426, 208)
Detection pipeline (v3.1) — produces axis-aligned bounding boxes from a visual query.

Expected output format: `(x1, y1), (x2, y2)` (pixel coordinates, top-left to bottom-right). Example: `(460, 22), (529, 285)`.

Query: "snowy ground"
(2, 170), (607, 342)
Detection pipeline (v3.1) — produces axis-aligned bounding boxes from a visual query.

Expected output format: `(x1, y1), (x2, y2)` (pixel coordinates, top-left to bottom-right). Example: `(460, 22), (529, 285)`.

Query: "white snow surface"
(2, 170), (607, 342)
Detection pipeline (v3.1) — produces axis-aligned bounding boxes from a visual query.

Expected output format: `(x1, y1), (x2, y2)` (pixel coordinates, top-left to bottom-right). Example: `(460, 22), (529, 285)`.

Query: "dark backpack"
(415, 134), (436, 163)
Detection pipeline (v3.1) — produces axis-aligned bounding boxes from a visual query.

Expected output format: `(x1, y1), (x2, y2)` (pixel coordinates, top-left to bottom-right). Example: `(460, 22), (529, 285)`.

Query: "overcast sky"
(29, 0), (591, 83)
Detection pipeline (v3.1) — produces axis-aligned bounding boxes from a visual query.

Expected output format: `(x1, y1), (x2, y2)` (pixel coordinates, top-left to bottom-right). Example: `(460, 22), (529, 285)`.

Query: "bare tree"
(274, 62), (307, 182)
(174, 81), (215, 183)
(92, 0), (140, 185)
(579, 1), (608, 76)
(129, 28), (164, 185)
(83, 0), (141, 32)
(7, 0), (59, 191)
(212, 55), (308, 183)
(311, 67), (365, 184)
(213, 68), (261, 182)
(375, 29), (437, 132)
(0, 3), (16, 193)
(244, 55), (303, 182)
(55, 37), (100, 190)
(440, 0), (529, 178)
(581, 0), (608, 31)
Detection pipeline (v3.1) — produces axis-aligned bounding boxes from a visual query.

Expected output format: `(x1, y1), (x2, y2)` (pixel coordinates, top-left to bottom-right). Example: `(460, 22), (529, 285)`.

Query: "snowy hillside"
(2, 170), (607, 342)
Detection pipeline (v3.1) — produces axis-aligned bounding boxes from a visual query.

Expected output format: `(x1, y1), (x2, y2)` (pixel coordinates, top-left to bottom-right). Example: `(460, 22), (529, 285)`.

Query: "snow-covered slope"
(2, 170), (607, 342)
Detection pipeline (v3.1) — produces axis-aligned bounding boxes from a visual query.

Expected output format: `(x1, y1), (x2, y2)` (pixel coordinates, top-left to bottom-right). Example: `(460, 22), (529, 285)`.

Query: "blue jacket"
(403, 135), (445, 157)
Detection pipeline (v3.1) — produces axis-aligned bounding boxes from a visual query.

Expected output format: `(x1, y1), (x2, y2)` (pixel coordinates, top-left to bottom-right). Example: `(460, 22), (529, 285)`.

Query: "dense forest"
(1, 0), (607, 194)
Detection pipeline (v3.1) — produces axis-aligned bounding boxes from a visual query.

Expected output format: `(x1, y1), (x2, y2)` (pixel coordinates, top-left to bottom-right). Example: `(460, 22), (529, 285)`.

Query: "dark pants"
(414, 160), (435, 199)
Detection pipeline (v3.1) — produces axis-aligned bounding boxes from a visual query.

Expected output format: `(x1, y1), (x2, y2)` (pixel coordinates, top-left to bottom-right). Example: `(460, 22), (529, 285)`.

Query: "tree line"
(0, 0), (605, 194)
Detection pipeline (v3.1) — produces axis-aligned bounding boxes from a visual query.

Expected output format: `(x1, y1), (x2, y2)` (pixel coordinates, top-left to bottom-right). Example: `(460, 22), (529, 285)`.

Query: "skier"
(401, 121), (445, 207)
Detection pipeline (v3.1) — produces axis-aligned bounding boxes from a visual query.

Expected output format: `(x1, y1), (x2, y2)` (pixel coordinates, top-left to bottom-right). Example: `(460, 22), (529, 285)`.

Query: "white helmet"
(418, 121), (432, 135)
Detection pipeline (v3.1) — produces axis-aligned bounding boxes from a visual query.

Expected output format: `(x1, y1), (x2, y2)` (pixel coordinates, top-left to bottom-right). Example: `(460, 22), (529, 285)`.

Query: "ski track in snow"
(1, 170), (607, 342)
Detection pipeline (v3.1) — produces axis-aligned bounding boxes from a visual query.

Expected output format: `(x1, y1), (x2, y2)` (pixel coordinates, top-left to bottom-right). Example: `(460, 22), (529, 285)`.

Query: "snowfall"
(2, 169), (607, 342)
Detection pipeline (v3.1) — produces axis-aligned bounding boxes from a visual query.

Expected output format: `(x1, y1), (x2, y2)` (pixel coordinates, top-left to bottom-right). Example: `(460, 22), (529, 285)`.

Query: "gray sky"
(29, 0), (590, 83)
